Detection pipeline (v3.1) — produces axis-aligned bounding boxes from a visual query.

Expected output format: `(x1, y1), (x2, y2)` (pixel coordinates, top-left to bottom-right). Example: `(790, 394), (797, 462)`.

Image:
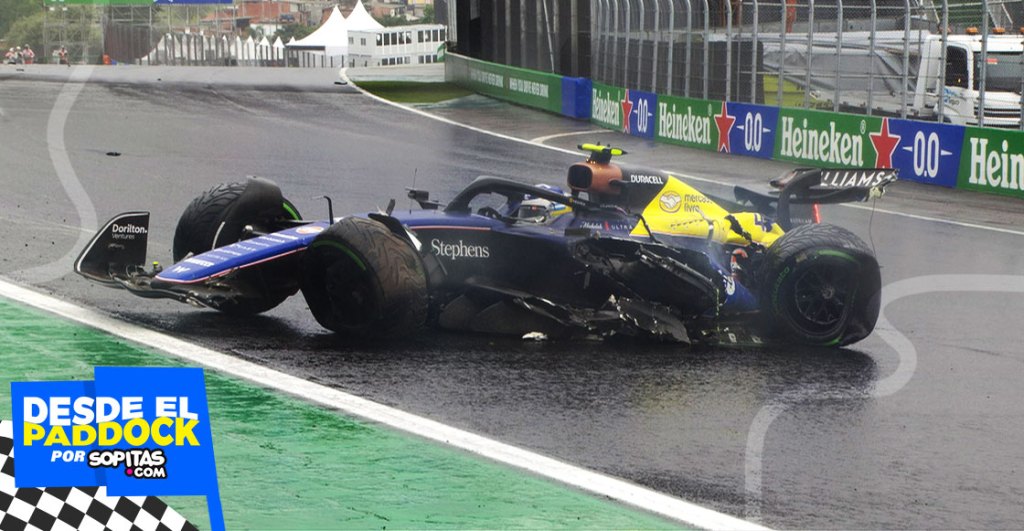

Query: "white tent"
(272, 36), (285, 62)
(345, 0), (383, 31)
(256, 35), (269, 62)
(244, 35), (256, 63)
(287, 6), (349, 57)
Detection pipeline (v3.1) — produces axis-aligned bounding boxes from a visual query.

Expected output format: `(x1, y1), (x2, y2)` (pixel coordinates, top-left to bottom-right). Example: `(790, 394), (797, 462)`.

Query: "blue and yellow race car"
(76, 145), (897, 347)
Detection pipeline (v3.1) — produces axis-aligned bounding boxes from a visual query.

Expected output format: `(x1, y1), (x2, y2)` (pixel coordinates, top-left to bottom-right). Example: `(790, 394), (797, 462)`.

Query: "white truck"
(915, 32), (1023, 127)
(760, 30), (1023, 128)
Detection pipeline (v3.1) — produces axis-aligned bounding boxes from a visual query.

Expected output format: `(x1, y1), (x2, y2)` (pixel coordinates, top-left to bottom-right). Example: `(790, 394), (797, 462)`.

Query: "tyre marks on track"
(17, 65), (97, 284)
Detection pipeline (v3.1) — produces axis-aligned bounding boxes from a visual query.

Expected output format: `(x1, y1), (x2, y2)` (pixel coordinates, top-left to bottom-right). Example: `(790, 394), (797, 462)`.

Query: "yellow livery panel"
(630, 175), (783, 246)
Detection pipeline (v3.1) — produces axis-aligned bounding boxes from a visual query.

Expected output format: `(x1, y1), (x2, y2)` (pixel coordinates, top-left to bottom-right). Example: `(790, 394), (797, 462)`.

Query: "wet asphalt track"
(3, 68), (1024, 529)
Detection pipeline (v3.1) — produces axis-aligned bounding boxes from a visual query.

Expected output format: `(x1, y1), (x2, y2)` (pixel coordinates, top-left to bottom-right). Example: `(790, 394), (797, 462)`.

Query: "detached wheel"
(173, 177), (302, 315)
(758, 223), (881, 347)
(300, 217), (427, 338)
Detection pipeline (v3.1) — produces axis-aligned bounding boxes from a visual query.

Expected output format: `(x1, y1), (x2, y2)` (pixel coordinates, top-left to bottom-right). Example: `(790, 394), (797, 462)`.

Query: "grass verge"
(353, 80), (473, 103)
(763, 75), (831, 109)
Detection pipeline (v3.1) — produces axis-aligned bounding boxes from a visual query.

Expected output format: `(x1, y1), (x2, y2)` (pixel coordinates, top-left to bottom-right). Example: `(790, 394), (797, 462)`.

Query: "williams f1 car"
(76, 145), (897, 347)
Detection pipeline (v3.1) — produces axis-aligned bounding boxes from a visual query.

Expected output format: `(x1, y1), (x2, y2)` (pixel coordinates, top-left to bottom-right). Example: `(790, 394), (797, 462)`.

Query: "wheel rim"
(312, 244), (377, 328)
(791, 262), (853, 331)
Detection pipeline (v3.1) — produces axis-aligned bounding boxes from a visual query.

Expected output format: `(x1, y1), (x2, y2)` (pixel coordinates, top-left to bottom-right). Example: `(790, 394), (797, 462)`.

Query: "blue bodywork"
(156, 207), (758, 316)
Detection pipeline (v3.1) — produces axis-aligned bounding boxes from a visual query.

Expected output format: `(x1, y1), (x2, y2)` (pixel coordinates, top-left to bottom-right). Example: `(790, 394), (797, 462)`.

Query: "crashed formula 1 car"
(76, 144), (897, 347)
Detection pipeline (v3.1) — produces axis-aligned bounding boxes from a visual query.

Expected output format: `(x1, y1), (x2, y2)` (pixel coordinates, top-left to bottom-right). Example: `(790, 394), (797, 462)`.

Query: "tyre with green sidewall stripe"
(173, 177), (302, 315)
(758, 223), (881, 347)
(300, 217), (428, 338)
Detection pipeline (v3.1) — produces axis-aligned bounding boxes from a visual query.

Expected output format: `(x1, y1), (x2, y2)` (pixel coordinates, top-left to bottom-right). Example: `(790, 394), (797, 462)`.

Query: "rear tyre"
(173, 177), (302, 315)
(758, 223), (881, 347)
(300, 217), (428, 338)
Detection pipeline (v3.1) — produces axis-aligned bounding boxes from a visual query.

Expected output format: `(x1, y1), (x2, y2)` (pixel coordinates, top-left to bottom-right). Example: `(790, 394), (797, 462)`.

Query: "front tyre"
(300, 217), (428, 338)
(173, 177), (302, 315)
(758, 223), (881, 347)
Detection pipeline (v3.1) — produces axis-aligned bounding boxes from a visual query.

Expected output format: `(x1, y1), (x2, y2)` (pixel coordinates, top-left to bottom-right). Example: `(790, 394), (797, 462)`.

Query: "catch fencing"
(587, 0), (1023, 128)
(463, 0), (1022, 129)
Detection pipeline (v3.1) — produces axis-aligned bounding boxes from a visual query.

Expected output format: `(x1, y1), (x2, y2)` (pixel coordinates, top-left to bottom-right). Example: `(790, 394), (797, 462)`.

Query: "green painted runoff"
(0, 298), (681, 529)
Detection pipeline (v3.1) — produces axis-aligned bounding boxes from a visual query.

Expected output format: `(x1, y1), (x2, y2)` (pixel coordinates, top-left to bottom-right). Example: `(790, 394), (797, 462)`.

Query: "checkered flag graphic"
(0, 420), (199, 531)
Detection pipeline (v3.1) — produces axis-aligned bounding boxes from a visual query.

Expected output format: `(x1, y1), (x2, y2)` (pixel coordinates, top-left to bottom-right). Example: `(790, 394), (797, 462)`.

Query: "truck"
(759, 29), (1023, 128)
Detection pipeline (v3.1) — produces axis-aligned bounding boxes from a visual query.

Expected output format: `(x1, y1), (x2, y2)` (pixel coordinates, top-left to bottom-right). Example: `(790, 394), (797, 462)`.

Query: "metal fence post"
(612, 0), (620, 84)
(937, 0), (948, 121)
(978, 0), (989, 127)
(506, 0), (513, 69)
(901, 0), (911, 118)
(686, 0), (694, 96)
(867, 0), (877, 115)
(778, 0), (786, 105)
(652, 0), (661, 92)
(520, 0), (527, 68)
(1020, 66), (1024, 131)
(623, 0), (631, 87)
(637, 0), (646, 89)
(599, 0), (606, 81)
(598, 0), (609, 80)
(752, 0), (759, 103)
(539, 0), (547, 69)
(834, 0), (842, 112)
(541, 0), (556, 72)
(701, 0), (709, 98)
(726, 0), (733, 101)
(667, 0), (678, 95)
(804, 0), (814, 108)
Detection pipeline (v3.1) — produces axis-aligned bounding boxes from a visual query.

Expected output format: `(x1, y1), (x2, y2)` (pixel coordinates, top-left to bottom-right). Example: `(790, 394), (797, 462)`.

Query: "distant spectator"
(14, 47), (23, 64)
(58, 46), (69, 67)
(22, 45), (34, 65)
(4, 48), (14, 64)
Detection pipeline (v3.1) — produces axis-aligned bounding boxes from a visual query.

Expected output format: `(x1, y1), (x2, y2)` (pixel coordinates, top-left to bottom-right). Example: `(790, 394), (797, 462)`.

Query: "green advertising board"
(446, 54), (562, 114)
(957, 127), (1024, 199)
(774, 108), (885, 168)
(590, 82), (625, 131)
(451, 54), (1024, 205)
(654, 95), (719, 152)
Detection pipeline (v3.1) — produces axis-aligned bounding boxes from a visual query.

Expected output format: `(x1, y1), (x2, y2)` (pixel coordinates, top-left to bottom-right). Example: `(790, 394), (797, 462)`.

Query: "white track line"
(530, 129), (616, 144)
(841, 203), (1024, 237)
(0, 278), (768, 531)
(342, 68), (1024, 239)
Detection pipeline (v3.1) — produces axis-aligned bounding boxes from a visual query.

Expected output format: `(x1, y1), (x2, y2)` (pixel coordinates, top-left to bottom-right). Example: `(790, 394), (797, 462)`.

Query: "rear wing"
(735, 168), (898, 229)
(74, 212), (150, 285)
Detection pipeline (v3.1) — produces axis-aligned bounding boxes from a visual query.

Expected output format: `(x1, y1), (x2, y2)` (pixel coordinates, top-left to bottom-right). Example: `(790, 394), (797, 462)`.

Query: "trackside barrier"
(446, 53), (591, 119)
(447, 54), (1024, 200)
